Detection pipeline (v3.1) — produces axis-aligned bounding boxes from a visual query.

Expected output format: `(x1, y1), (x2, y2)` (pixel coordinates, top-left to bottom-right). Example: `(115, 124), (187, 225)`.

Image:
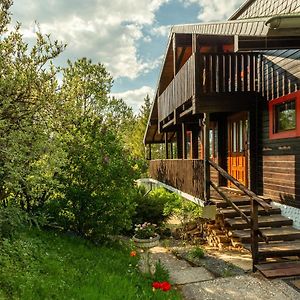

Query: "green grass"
(0, 229), (181, 300)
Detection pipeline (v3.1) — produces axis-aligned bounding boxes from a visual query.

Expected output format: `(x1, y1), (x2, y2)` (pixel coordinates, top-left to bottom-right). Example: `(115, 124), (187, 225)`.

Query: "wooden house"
(144, 0), (300, 275)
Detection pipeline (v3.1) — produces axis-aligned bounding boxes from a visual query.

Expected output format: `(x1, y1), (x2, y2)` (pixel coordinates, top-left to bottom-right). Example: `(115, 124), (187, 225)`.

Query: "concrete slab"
(150, 246), (191, 272)
(181, 274), (300, 300)
(170, 267), (214, 285)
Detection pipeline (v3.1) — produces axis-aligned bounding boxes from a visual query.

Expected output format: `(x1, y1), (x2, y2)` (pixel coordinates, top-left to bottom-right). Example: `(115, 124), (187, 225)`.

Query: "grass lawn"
(0, 229), (181, 299)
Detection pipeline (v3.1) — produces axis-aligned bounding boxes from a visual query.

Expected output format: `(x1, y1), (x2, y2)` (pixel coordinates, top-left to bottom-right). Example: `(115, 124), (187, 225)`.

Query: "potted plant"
(133, 222), (160, 249)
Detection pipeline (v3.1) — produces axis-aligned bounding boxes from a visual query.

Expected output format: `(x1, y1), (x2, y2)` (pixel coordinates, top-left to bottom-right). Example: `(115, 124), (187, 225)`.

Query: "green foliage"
(132, 187), (180, 227)
(152, 260), (170, 282)
(0, 229), (181, 299)
(188, 246), (205, 260)
(164, 194), (203, 225)
(0, 6), (140, 242)
(0, 205), (28, 239)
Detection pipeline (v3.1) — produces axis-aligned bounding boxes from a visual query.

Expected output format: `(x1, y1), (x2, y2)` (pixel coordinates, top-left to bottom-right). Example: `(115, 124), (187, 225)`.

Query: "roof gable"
(229, 0), (300, 20)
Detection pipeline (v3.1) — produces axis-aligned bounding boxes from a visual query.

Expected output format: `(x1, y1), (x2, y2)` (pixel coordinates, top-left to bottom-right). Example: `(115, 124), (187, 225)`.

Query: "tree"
(126, 94), (151, 158)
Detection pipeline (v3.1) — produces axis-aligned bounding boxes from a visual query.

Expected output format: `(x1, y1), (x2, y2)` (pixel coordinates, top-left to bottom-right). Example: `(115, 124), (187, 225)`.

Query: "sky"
(9, 0), (244, 113)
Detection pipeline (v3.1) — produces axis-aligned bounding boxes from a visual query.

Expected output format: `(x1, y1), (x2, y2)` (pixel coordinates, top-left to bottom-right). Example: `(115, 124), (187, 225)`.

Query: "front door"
(227, 112), (249, 187)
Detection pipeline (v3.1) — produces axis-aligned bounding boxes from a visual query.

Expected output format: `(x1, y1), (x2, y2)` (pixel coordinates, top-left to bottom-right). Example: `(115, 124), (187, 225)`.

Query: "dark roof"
(229, 0), (300, 21)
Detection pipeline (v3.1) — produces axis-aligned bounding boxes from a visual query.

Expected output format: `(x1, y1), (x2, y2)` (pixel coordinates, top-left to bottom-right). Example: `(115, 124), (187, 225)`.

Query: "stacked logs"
(172, 214), (244, 250)
(204, 214), (243, 249)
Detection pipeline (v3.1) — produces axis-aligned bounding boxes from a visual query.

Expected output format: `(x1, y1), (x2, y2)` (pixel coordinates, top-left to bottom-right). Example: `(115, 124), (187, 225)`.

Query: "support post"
(251, 199), (259, 271)
(149, 144), (152, 160)
(165, 132), (169, 159)
(192, 126), (200, 159)
(203, 113), (210, 201)
(177, 130), (183, 159)
(182, 123), (187, 159)
(170, 142), (173, 159)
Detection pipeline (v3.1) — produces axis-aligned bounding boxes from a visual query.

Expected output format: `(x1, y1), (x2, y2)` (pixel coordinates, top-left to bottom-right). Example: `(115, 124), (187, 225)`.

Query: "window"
(269, 91), (300, 139)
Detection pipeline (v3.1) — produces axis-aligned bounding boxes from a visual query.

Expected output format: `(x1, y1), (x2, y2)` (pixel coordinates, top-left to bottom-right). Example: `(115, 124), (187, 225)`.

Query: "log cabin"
(144, 0), (300, 275)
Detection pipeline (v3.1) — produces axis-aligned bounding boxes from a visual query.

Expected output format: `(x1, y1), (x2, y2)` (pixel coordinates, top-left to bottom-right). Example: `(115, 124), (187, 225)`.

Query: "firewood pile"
(171, 214), (244, 250)
(204, 214), (243, 249)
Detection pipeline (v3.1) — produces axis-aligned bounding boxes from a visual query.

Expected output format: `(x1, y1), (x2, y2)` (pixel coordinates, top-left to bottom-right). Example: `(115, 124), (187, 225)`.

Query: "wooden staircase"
(210, 190), (300, 277)
(207, 160), (300, 277)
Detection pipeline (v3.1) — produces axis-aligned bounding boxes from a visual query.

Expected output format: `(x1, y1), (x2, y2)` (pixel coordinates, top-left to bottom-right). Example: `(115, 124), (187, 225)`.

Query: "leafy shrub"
(132, 187), (181, 227)
(164, 195), (203, 225)
(0, 205), (28, 239)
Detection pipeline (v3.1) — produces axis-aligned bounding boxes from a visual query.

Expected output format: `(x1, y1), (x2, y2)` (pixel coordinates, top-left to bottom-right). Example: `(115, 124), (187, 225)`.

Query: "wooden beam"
(192, 126), (200, 159)
(179, 106), (193, 118)
(203, 113), (210, 201)
(162, 118), (175, 129)
(165, 132), (169, 159)
(182, 123), (187, 159)
(149, 144), (152, 160)
(177, 130), (183, 159)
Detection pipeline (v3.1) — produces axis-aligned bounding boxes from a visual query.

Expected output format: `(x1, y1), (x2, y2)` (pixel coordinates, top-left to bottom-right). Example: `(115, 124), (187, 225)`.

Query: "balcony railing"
(149, 159), (204, 199)
(158, 54), (195, 122)
(158, 52), (262, 122)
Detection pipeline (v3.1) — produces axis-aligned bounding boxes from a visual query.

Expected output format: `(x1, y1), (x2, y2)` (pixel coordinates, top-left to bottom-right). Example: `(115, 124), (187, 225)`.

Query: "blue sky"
(10, 0), (244, 112)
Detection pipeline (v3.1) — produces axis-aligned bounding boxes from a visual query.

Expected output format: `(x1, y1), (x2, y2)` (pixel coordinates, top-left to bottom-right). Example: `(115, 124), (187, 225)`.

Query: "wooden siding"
(235, 0), (300, 20)
(149, 159), (205, 199)
(261, 49), (300, 101)
(258, 104), (300, 207)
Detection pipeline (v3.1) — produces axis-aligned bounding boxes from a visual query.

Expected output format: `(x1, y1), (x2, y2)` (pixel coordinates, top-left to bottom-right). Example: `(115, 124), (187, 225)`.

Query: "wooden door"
(227, 112), (249, 187)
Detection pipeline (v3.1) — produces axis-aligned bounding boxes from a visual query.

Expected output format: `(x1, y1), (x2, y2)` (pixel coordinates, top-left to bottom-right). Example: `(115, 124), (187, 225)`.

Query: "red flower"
(160, 281), (171, 291)
(152, 282), (161, 289)
(130, 251), (137, 257)
(152, 281), (171, 291)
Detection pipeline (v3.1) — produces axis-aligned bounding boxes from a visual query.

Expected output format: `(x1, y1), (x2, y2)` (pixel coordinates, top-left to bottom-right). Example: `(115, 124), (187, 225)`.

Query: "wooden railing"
(158, 54), (195, 121)
(158, 52), (262, 122)
(200, 53), (261, 94)
(149, 159), (204, 199)
(208, 159), (272, 271)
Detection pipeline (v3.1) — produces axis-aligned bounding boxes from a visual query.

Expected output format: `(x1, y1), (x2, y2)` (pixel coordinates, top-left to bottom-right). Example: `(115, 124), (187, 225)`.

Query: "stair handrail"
(208, 159), (273, 271)
(208, 159), (272, 211)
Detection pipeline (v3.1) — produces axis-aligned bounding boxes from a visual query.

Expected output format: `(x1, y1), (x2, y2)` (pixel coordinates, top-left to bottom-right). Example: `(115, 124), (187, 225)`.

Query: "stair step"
(231, 226), (300, 243)
(255, 261), (300, 278)
(220, 205), (281, 218)
(247, 241), (300, 259)
(226, 215), (293, 230)
(211, 197), (251, 208)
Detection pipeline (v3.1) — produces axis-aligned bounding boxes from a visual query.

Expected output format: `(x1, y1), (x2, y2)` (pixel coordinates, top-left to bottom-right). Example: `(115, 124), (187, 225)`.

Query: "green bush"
(0, 205), (28, 239)
(132, 187), (181, 227)
(164, 195), (203, 225)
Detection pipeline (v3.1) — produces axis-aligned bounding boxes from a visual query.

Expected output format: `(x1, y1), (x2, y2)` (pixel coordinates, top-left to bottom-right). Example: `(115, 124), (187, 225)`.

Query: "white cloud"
(10, 0), (169, 79)
(111, 86), (154, 112)
(182, 0), (244, 22)
(150, 25), (171, 37)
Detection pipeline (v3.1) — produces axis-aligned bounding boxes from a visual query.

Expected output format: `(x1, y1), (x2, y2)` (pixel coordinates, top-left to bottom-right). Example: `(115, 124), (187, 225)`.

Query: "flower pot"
(133, 234), (160, 249)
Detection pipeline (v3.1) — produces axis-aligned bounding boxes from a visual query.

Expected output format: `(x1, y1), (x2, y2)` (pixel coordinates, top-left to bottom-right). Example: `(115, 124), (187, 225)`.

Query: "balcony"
(149, 159), (205, 199)
(158, 52), (262, 123)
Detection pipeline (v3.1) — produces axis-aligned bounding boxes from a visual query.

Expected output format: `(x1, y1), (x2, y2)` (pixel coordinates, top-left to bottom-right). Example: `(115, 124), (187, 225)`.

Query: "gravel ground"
(172, 246), (246, 278)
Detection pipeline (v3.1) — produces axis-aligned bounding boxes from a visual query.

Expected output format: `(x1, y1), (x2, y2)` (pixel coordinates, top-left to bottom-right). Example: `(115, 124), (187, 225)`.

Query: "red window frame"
(269, 90), (300, 139)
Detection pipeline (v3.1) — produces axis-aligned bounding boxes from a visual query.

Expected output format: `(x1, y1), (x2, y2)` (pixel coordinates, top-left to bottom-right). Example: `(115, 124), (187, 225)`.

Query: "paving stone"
(181, 274), (300, 300)
(150, 247), (190, 272)
(170, 267), (214, 285)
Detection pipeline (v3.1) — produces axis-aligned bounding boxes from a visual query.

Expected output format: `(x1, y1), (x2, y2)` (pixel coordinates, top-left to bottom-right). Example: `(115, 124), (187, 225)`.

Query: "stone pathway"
(150, 246), (300, 300)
